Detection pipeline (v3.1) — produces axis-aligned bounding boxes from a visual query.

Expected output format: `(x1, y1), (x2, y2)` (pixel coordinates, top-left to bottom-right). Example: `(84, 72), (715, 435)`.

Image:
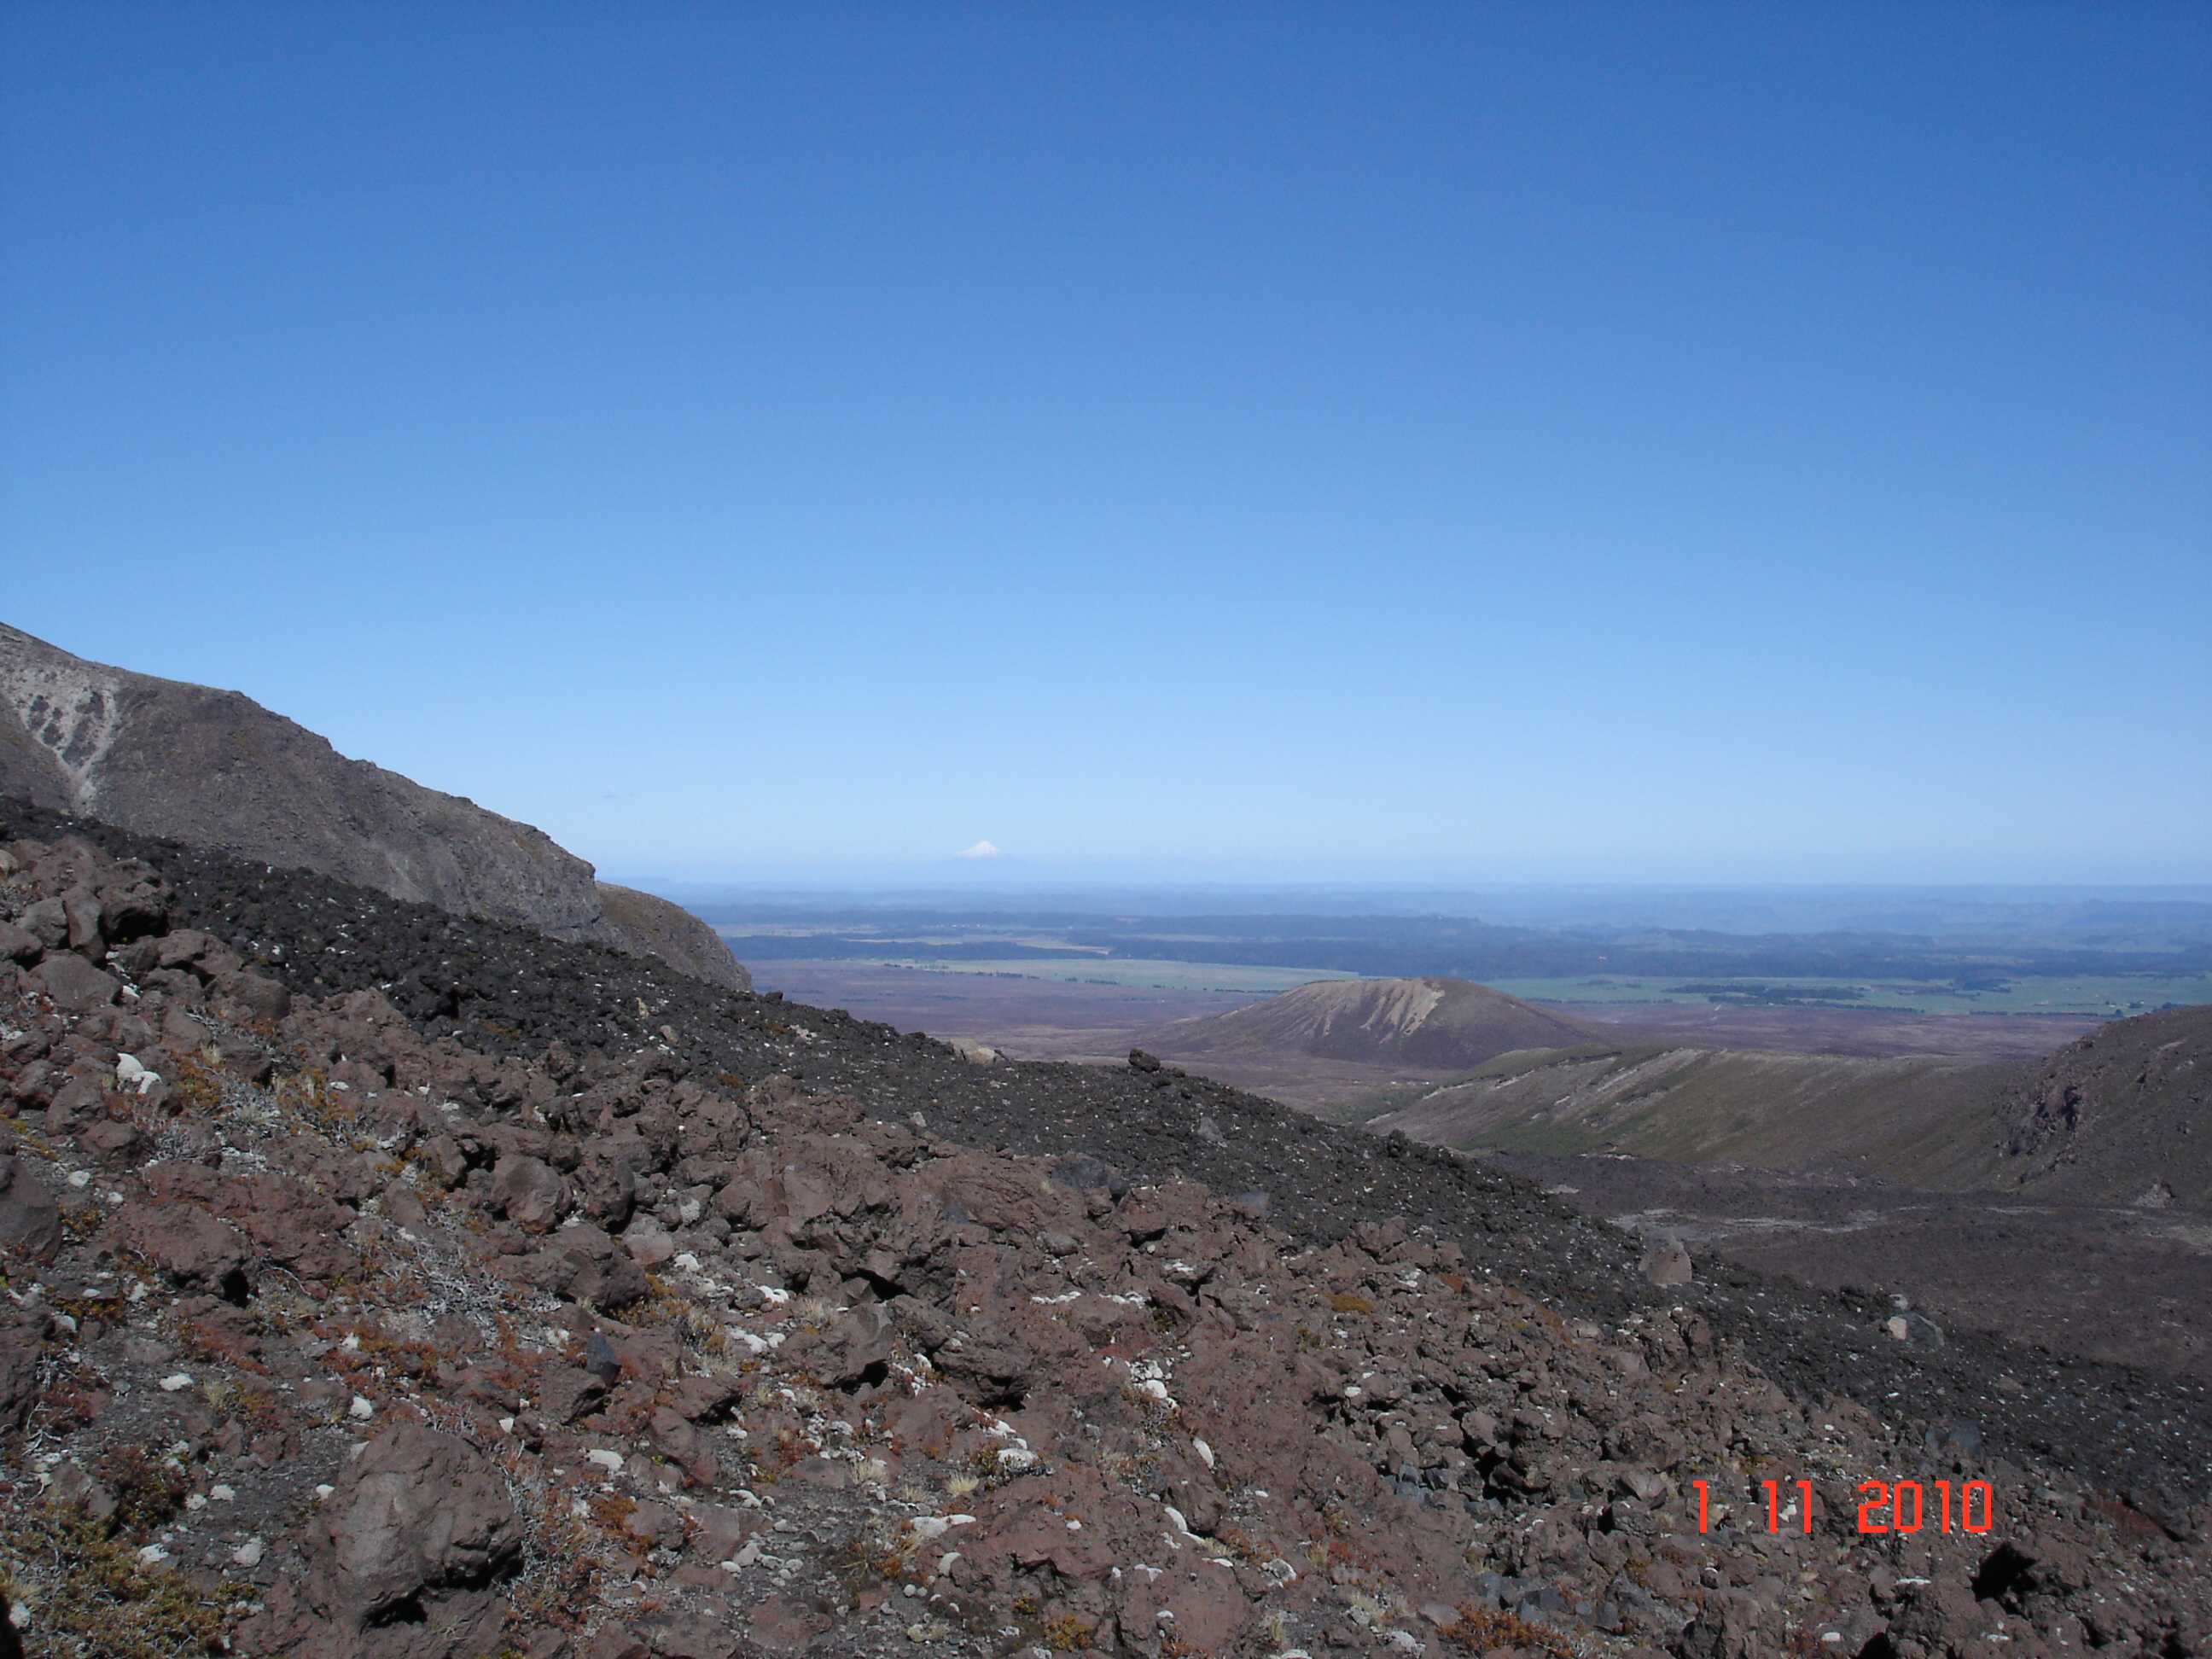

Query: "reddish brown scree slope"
(2, 832), (2208, 1656)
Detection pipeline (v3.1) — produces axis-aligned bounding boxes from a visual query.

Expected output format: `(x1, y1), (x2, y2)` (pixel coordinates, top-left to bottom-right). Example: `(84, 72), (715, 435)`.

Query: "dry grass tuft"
(0, 1502), (254, 1657)
(1441, 1600), (1582, 1656)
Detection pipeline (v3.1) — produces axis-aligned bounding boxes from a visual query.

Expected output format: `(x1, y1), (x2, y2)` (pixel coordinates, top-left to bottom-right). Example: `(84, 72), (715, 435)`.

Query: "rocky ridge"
(1996, 1004), (2211, 1210)
(1359, 1046), (2015, 1191)
(0, 623), (748, 992)
(0, 808), (2206, 1657)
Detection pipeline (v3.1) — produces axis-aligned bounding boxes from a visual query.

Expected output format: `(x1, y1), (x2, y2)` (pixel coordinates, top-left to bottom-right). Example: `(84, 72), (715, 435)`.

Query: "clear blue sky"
(3, 3), (2206, 883)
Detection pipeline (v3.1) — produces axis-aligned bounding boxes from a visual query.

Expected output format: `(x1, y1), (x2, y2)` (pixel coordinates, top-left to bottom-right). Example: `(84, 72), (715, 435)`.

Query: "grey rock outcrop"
(0, 622), (748, 991)
(1640, 1231), (1694, 1287)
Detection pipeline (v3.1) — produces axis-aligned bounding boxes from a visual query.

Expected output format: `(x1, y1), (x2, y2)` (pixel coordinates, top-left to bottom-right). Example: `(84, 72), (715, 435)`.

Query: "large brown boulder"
(0, 917), (40, 964)
(318, 1425), (520, 1647)
(30, 951), (118, 1012)
(0, 1155), (62, 1264)
(114, 1194), (249, 1295)
(490, 1153), (568, 1233)
(0, 1310), (47, 1432)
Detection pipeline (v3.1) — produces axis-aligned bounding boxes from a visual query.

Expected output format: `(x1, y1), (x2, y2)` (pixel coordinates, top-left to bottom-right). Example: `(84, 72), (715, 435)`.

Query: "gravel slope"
(7, 794), (2205, 1528)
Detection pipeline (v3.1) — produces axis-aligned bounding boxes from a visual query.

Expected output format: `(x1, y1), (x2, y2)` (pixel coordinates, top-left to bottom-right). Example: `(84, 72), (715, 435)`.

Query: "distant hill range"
(1360, 1005), (2212, 1211)
(0, 621), (748, 991)
(1156, 971), (2210, 1211)
(1147, 975), (1593, 1070)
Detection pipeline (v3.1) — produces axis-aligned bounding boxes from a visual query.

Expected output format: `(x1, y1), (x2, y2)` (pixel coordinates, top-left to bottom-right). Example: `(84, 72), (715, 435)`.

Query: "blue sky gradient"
(3, 3), (2206, 882)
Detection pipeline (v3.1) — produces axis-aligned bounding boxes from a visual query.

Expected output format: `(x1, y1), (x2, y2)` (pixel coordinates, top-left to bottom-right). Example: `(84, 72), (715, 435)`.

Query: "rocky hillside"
(1995, 1004), (2212, 1209)
(1361, 1045), (2018, 1189)
(0, 624), (748, 992)
(1360, 1008), (2212, 1209)
(598, 882), (754, 992)
(1, 805), (2208, 1656)
(1144, 977), (1592, 1072)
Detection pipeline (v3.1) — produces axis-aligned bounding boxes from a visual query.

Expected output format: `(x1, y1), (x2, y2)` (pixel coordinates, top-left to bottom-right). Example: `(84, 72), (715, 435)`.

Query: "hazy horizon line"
(609, 871), (2212, 901)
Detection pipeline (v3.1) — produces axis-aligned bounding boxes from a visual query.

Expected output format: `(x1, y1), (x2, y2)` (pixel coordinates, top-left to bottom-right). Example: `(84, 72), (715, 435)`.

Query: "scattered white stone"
(348, 1394), (375, 1420)
(996, 1447), (1037, 1472)
(314, 1483), (335, 1500)
(233, 1538), (265, 1569)
(1192, 1437), (1214, 1470)
(159, 1372), (195, 1392)
(585, 1448), (625, 1476)
(721, 1535), (764, 1570)
(67, 1170), (92, 1189)
(498, 1417), (515, 1435)
(137, 1545), (170, 1566)
(185, 1493), (207, 1511)
(673, 1251), (701, 1272)
(210, 1484), (236, 1502)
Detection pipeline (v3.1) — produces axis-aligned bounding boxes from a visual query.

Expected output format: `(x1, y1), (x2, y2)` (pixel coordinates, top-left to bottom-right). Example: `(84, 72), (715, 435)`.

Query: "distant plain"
(716, 890), (2207, 1068)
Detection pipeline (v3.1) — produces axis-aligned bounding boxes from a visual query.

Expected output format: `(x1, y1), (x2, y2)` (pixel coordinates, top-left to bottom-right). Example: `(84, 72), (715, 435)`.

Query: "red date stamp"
(1690, 1477), (1996, 1534)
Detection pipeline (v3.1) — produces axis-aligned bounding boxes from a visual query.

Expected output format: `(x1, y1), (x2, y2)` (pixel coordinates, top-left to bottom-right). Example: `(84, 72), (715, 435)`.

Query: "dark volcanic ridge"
(0, 621), (748, 992)
(6, 794), (2208, 1530)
